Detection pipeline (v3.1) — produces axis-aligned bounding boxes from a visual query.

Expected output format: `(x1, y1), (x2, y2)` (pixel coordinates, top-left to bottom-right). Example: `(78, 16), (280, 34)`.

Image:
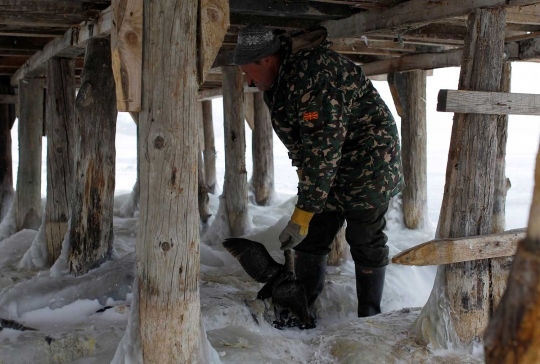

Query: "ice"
(0, 195), (16, 242)
(18, 216), (48, 270)
(0, 253), (134, 318)
(0, 186), (14, 221)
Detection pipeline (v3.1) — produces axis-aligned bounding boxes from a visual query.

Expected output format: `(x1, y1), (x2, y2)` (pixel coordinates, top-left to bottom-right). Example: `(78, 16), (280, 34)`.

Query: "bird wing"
(223, 238), (283, 283)
(272, 275), (311, 326)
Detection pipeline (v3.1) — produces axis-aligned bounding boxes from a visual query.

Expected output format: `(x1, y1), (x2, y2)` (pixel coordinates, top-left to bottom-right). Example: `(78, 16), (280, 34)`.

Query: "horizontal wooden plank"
(362, 49), (462, 76)
(198, 84), (258, 101)
(392, 228), (526, 266)
(10, 6), (111, 86)
(437, 89), (540, 115)
(229, 0), (350, 19)
(322, 0), (540, 38)
(0, 94), (16, 103)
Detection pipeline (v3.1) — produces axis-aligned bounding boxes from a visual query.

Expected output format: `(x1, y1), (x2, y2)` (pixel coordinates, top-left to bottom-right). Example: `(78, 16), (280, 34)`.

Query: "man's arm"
(296, 78), (347, 213)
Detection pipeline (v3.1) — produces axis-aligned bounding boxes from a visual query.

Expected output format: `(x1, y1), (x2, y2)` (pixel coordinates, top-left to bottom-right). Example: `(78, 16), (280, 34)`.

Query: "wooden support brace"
(392, 228), (526, 266)
(198, 84), (258, 101)
(111, 0), (142, 112)
(437, 89), (540, 115)
(362, 50), (462, 76)
(198, 0), (229, 84)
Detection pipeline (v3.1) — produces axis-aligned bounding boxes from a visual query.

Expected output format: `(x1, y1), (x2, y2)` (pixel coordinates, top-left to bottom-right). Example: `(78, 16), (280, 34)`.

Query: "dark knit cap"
(233, 23), (281, 65)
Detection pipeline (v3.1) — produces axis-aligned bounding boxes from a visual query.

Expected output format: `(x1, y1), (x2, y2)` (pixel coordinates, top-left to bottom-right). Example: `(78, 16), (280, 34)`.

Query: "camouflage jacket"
(264, 27), (404, 213)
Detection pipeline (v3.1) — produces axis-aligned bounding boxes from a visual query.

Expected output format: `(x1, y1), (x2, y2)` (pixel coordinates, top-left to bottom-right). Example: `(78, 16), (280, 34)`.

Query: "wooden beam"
(0, 94), (16, 103)
(229, 0), (350, 20)
(111, 0), (142, 112)
(198, 84), (258, 101)
(0, 37), (52, 51)
(10, 6), (112, 87)
(198, 0), (229, 84)
(362, 49), (462, 76)
(0, 0), (95, 13)
(230, 13), (317, 31)
(0, 31), (63, 38)
(322, 0), (540, 38)
(437, 89), (540, 116)
(392, 228), (525, 266)
(329, 38), (418, 54)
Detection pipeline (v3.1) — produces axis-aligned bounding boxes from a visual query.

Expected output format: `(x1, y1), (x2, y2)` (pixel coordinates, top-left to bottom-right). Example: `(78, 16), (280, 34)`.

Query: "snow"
(0, 64), (539, 363)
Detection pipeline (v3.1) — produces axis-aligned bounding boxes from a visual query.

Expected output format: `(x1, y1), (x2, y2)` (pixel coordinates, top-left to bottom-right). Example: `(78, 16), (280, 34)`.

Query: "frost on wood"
(411, 265), (460, 350)
(0, 195), (16, 242)
(18, 215), (48, 270)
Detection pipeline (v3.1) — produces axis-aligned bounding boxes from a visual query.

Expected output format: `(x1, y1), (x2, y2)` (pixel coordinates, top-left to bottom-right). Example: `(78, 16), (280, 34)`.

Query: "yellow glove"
(279, 207), (315, 250)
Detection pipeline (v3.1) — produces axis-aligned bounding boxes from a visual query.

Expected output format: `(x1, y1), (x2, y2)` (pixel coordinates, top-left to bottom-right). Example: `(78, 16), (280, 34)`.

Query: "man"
(234, 24), (404, 324)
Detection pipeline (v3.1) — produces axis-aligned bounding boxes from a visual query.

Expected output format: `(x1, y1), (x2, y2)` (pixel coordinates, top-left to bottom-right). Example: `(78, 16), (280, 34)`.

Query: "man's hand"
(279, 207), (314, 250)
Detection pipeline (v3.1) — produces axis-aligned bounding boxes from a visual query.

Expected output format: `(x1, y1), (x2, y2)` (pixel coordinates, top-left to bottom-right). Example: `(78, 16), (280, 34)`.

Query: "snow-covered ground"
(0, 65), (539, 363)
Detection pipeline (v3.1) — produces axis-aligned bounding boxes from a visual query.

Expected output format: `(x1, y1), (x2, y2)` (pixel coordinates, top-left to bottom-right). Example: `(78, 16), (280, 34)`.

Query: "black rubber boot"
(294, 250), (328, 325)
(355, 264), (386, 317)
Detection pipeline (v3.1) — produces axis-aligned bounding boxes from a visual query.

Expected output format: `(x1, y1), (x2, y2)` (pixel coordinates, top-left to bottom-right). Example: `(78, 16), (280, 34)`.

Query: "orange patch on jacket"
(303, 112), (318, 121)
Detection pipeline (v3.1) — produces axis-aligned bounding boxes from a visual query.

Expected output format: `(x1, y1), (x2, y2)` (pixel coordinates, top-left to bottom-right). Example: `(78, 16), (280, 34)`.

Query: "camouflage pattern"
(264, 27), (404, 213)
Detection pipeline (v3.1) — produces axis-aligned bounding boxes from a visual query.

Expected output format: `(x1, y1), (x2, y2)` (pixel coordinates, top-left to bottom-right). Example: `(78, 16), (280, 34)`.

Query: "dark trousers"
(294, 203), (389, 267)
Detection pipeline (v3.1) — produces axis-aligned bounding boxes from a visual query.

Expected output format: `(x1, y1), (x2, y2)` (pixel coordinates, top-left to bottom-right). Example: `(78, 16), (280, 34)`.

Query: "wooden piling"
(251, 92), (274, 206)
(484, 142), (540, 364)
(197, 102), (211, 223)
(68, 38), (117, 276)
(202, 100), (217, 194)
(16, 78), (43, 231)
(388, 70), (427, 229)
(0, 76), (15, 220)
(45, 58), (76, 265)
(222, 65), (249, 237)
(438, 8), (507, 346)
(413, 8), (508, 349)
(137, 0), (202, 361)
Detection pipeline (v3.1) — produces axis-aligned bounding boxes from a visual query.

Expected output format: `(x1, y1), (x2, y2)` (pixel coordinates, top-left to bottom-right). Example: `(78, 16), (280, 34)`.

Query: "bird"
(222, 238), (311, 327)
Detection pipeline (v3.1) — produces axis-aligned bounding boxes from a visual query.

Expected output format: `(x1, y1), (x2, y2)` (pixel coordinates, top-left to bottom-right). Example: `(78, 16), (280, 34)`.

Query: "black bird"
(223, 238), (311, 327)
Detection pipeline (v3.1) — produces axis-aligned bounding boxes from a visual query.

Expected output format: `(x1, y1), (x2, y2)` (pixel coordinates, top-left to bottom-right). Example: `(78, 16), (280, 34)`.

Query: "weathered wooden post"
(484, 142), (540, 364)
(137, 0), (203, 361)
(388, 70), (427, 229)
(202, 100), (217, 194)
(68, 38), (117, 276)
(0, 76), (15, 220)
(251, 92), (274, 206)
(45, 58), (76, 265)
(413, 8), (507, 348)
(490, 62), (513, 310)
(222, 65), (250, 236)
(16, 78), (44, 231)
(492, 62), (511, 235)
(198, 102), (211, 223)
